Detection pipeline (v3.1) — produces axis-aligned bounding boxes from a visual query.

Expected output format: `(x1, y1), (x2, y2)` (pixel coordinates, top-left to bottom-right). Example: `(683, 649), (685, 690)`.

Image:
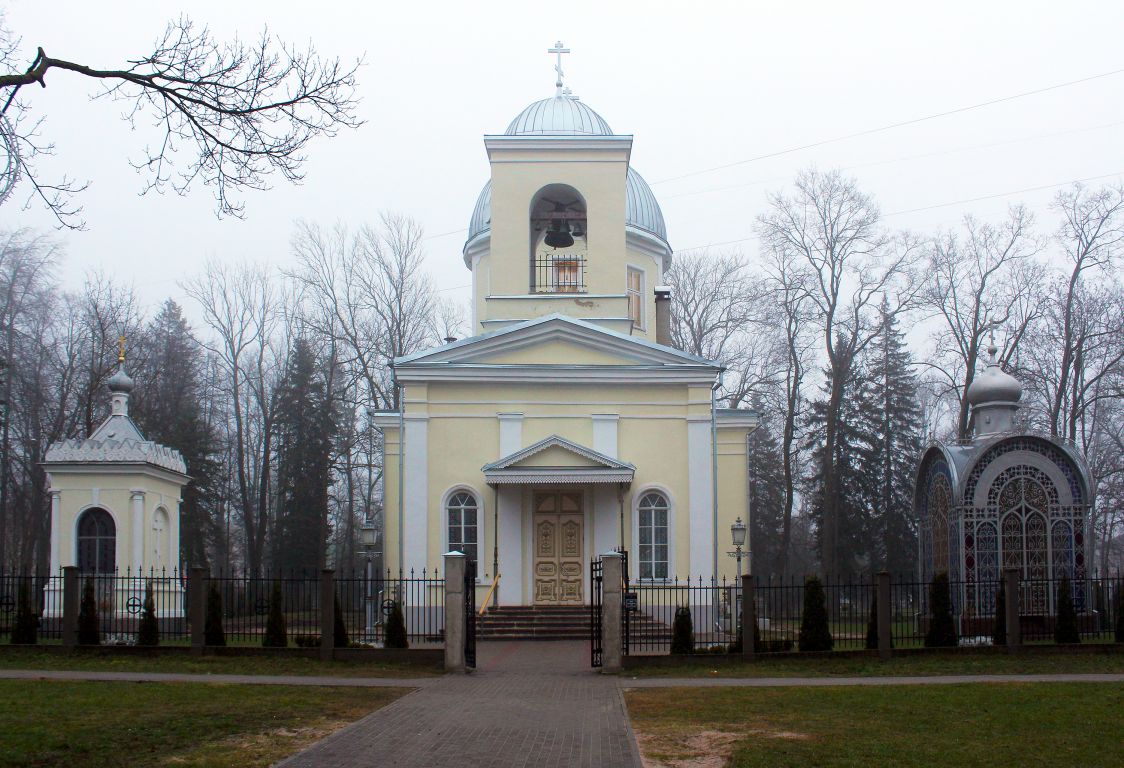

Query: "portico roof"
(482, 434), (635, 485)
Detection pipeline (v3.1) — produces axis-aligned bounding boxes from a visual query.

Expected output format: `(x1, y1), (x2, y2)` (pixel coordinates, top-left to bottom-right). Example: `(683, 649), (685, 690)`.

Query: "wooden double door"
(533, 492), (584, 604)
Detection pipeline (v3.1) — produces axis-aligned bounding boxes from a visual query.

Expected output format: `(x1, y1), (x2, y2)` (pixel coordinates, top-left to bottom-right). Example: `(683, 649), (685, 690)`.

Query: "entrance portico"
(483, 435), (634, 606)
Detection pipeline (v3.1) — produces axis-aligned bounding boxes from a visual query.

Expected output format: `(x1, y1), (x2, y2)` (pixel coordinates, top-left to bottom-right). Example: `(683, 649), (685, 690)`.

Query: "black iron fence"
(625, 572), (1124, 655)
(0, 566), (445, 648)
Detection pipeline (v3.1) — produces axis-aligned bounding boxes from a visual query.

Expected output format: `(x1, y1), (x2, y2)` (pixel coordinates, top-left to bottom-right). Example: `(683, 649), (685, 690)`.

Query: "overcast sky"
(4, 0), (1123, 320)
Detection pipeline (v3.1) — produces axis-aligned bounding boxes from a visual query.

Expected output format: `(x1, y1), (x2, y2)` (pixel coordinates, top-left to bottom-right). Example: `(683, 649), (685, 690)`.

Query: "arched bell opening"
(528, 184), (587, 293)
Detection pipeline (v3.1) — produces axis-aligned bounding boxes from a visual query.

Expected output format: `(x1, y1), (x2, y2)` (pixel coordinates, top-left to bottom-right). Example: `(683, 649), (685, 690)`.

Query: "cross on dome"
(548, 41), (570, 95)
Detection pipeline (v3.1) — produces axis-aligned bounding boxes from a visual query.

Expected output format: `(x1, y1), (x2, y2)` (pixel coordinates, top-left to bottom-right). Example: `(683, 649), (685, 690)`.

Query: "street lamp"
(359, 520), (379, 639)
(728, 517), (747, 635)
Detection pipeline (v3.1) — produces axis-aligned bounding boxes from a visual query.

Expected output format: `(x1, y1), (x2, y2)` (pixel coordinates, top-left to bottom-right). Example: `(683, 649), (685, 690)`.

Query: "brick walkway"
(279, 641), (642, 768)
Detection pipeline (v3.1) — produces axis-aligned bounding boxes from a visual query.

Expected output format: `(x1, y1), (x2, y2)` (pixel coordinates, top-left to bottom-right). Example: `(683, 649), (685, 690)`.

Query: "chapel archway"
(77, 507), (116, 575)
(529, 184), (587, 293)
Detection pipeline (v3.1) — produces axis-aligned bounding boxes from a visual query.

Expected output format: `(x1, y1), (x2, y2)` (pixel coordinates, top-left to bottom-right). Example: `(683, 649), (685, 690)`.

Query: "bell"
(543, 220), (574, 249)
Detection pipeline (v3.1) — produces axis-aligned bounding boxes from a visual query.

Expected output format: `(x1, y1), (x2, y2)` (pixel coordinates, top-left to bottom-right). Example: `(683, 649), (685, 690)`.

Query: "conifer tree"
(204, 583), (225, 646)
(77, 577), (100, 645)
(263, 581), (287, 648)
(798, 576), (833, 652)
(272, 339), (337, 573)
(671, 607), (695, 654)
(384, 600), (408, 649)
(746, 401), (787, 576)
(10, 581), (38, 644)
(1054, 574), (1080, 644)
(136, 581), (159, 646)
(925, 572), (957, 647)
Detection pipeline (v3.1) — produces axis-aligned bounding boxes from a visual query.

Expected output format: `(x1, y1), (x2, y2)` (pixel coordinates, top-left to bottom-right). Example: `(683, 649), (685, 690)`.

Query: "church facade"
(375, 80), (757, 607)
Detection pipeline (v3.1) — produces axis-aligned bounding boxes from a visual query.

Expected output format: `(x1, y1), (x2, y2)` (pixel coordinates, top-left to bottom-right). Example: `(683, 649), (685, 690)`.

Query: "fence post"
(877, 571), (892, 660)
(601, 552), (623, 673)
(444, 552), (466, 673)
(1004, 567), (1021, 652)
(740, 573), (755, 660)
(62, 566), (79, 649)
(320, 569), (335, 661)
(189, 566), (206, 655)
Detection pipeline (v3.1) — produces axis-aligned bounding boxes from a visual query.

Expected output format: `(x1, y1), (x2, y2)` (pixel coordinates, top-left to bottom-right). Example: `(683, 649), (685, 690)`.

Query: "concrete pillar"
(740, 574), (755, 660)
(444, 552), (466, 673)
(130, 490), (145, 573)
(320, 569), (335, 661)
(877, 571), (892, 660)
(601, 552), (623, 673)
(189, 566), (206, 654)
(62, 566), (79, 649)
(1004, 567), (1022, 652)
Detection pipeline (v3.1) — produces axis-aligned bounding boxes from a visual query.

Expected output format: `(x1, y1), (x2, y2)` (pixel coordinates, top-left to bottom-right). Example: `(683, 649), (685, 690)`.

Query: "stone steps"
(475, 605), (671, 641)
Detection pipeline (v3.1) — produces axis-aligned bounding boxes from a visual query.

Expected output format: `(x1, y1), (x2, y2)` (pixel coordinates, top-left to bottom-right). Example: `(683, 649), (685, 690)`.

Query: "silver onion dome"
(466, 167), (667, 246)
(106, 367), (135, 394)
(967, 345), (1022, 405)
(504, 94), (613, 136)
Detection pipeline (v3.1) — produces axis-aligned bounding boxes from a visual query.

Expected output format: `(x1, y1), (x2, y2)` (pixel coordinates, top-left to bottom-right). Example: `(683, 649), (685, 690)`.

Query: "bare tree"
(922, 206), (1042, 439)
(0, 16), (361, 227)
(757, 168), (923, 574)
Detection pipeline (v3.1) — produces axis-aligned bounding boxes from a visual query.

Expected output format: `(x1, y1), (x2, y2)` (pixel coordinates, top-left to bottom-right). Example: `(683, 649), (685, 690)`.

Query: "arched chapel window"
(530, 185), (587, 294)
(77, 508), (116, 575)
(447, 491), (479, 563)
(638, 492), (669, 580)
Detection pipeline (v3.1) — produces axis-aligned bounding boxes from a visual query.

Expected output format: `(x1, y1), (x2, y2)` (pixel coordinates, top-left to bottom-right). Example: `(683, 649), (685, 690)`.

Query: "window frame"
(443, 486), (485, 580)
(632, 487), (674, 582)
(626, 265), (645, 330)
(76, 506), (117, 575)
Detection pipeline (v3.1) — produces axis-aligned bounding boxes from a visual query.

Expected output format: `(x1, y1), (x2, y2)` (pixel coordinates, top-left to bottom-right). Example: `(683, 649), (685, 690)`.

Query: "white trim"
(49, 490), (61, 574)
(402, 416), (429, 576)
(592, 414), (619, 459)
(687, 418), (714, 578)
(441, 485), (486, 582)
(130, 489), (145, 571)
(498, 412), (523, 457)
(394, 367), (718, 385)
(626, 264), (646, 332)
(485, 293), (629, 300)
(631, 485), (677, 582)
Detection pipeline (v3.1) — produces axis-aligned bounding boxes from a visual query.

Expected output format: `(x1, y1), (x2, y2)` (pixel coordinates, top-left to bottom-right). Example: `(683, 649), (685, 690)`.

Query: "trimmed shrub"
(1054, 574), (1080, 644)
(333, 592), (349, 648)
(294, 634), (319, 648)
(1114, 584), (1124, 644)
(77, 577), (100, 646)
(136, 581), (159, 647)
(10, 580), (38, 645)
(992, 581), (1007, 646)
(798, 577), (832, 652)
(924, 572), (957, 648)
(865, 594), (878, 650)
(670, 606), (694, 654)
(204, 583), (226, 646)
(263, 581), (288, 648)
(384, 600), (408, 649)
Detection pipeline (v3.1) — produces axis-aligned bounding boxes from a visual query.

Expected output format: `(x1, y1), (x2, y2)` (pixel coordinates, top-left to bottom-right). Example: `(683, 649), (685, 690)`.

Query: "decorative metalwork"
(590, 556), (603, 668)
(464, 558), (476, 669)
(965, 436), (1084, 505)
(533, 253), (586, 293)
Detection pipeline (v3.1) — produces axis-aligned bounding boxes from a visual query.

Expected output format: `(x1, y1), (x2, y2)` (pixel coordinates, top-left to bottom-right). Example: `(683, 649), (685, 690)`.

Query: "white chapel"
(375, 49), (758, 608)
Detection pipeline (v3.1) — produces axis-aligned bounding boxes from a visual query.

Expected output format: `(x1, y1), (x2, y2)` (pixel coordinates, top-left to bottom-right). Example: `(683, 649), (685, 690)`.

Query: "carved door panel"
(533, 493), (584, 605)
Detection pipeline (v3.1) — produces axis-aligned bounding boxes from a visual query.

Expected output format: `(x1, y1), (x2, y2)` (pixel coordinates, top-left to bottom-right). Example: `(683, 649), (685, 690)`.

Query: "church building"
(375, 52), (757, 608)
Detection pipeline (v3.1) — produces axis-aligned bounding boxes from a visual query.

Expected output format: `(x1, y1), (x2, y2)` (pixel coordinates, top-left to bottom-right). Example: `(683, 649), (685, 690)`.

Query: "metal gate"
(617, 547), (630, 656)
(465, 558), (476, 669)
(590, 556), (603, 667)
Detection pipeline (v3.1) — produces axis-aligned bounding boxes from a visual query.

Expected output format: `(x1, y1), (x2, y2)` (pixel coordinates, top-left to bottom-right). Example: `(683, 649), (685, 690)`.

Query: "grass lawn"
(0, 679), (408, 767)
(627, 649), (1124, 678)
(0, 648), (442, 677)
(626, 682), (1124, 767)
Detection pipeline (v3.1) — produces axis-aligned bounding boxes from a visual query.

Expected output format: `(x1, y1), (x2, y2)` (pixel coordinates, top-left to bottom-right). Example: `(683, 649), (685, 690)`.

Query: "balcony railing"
(533, 253), (586, 294)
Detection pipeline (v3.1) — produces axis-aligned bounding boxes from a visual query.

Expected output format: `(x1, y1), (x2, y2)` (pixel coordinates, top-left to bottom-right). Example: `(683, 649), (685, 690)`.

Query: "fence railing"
(625, 572), (1123, 655)
(0, 566), (444, 648)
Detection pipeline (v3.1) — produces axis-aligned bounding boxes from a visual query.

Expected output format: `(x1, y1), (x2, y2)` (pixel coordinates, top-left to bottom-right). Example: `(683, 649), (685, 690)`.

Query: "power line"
(652, 66), (1124, 185)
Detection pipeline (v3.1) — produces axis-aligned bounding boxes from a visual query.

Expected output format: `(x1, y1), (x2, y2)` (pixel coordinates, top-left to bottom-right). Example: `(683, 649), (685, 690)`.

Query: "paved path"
(280, 641), (641, 768)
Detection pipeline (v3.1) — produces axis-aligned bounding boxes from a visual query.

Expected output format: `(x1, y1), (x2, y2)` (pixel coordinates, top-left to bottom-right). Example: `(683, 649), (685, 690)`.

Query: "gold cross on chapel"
(548, 41), (570, 93)
(117, 334), (126, 364)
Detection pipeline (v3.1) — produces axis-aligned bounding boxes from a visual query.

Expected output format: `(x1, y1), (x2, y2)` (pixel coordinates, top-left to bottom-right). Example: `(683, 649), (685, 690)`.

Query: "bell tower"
(462, 43), (672, 340)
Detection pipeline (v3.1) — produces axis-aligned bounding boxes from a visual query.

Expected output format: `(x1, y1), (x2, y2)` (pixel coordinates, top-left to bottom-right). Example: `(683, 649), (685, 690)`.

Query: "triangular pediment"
(395, 314), (719, 369)
(482, 435), (635, 485)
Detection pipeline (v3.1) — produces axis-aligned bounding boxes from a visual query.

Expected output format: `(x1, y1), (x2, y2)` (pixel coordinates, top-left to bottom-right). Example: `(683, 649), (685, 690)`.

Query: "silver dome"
(967, 346), (1022, 405)
(465, 168), (667, 246)
(505, 95), (612, 136)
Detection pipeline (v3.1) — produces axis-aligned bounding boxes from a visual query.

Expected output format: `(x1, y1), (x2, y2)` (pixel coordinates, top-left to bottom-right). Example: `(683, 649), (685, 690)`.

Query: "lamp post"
(728, 517), (747, 633)
(359, 521), (379, 639)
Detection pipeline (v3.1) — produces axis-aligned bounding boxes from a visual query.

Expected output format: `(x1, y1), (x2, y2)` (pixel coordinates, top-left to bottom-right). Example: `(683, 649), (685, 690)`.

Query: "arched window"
(637, 492), (669, 580)
(446, 491), (479, 562)
(77, 508), (116, 575)
(529, 184), (587, 293)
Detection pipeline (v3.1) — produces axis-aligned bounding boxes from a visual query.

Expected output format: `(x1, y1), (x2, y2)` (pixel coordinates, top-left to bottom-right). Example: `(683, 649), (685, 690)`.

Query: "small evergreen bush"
(263, 581), (288, 648)
(204, 583), (226, 646)
(384, 600), (408, 649)
(1114, 584), (1124, 644)
(1053, 574), (1080, 644)
(924, 571), (957, 648)
(992, 581), (1007, 646)
(670, 606), (694, 654)
(10, 580), (38, 645)
(798, 577), (832, 652)
(333, 592), (349, 648)
(865, 594), (878, 650)
(77, 577), (100, 646)
(136, 581), (159, 647)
